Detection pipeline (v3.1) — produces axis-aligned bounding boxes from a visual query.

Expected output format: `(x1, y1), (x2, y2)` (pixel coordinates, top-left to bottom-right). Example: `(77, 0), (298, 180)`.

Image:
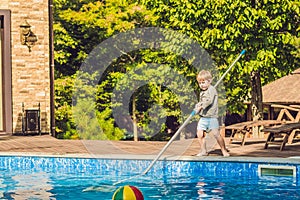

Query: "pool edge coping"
(0, 152), (300, 164)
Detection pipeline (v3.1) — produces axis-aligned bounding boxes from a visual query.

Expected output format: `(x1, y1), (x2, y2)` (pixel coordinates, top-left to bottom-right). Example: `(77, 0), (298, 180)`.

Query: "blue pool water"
(0, 156), (299, 199)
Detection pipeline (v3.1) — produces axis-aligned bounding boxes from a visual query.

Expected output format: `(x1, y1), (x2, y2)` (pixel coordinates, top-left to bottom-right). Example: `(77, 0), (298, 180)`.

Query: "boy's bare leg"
(196, 130), (208, 156)
(212, 129), (230, 157)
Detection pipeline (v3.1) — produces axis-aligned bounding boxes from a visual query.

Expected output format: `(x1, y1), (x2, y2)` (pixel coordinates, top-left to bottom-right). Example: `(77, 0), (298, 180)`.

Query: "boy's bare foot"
(222, 150), (230, 157)
(196, 152), (208, 156)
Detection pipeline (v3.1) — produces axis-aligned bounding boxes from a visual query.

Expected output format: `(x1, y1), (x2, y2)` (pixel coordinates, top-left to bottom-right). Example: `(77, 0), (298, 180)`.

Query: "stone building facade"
(0, 0), (54, 135)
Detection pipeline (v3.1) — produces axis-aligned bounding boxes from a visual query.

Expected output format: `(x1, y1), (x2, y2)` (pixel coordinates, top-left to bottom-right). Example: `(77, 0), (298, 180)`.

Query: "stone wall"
(0, 1), (50, 133)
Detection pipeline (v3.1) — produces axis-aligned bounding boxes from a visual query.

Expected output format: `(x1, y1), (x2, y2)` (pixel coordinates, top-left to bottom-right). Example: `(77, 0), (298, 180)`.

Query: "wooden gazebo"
(262, 68), (300, 120)
(263, 68), (300, 105)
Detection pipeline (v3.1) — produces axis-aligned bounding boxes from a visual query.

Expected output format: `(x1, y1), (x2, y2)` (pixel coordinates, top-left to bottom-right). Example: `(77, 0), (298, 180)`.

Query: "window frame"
(0, 10), (12, 134)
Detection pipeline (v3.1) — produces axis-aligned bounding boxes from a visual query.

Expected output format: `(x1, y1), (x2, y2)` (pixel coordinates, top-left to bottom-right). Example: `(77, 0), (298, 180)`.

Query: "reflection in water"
(0, 178), (7, 199)
(11, 172), (54, 200)
(196, 180), (224, 200)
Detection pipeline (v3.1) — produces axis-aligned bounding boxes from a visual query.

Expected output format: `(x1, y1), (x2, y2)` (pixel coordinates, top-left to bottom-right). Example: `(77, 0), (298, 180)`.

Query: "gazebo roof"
(262, 68), (300, 104)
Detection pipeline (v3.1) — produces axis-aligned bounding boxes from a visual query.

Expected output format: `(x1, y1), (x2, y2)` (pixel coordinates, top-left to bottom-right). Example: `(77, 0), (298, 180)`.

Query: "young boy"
(195, 70), (229, 157)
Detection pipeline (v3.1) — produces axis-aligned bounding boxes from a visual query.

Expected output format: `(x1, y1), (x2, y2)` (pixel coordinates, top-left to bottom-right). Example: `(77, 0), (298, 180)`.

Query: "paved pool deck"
(0, 134), (300, 164)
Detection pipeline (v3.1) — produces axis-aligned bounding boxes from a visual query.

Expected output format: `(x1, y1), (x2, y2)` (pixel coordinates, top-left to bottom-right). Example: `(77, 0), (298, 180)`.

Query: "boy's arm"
(198, 87), (216, 110)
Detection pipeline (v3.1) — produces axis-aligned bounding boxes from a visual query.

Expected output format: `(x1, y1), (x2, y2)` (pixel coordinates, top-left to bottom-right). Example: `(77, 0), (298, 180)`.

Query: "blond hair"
(196, 70), (212, 82)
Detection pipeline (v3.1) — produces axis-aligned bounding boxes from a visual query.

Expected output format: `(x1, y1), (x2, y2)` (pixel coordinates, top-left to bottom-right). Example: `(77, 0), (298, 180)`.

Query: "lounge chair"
(262, 122), (300, 151)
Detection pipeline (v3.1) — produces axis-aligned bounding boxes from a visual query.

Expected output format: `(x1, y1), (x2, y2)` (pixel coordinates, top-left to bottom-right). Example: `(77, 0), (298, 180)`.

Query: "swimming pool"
(0, 155), (299, 199)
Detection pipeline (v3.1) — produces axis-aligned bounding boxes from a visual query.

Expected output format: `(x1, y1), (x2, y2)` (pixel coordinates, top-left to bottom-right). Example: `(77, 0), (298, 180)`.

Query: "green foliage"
(54, 72), (124, 139)
(53, 0), (299, 140)
(111, 60), (194, 140)
(54, 75), (78, 139)
(72, 71), (125, 139)
(73, 98), (124, 140)
(141, 0), (300, 113)
(54, 0), (158, 77)
(54, 0), (158, 139)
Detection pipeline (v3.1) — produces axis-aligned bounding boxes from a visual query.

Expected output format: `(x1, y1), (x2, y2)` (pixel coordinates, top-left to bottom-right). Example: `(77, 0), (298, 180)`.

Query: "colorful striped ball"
(112, 185), (144, 200)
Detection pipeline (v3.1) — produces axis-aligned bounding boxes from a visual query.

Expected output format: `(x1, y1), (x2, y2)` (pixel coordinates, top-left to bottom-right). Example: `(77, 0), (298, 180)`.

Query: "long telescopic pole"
(214, 49), (246, 88)
(142, 49), (246, 175)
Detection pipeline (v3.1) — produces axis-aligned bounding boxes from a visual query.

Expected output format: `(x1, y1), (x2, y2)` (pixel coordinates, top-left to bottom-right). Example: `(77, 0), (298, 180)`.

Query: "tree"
(141, 0), (300, 113)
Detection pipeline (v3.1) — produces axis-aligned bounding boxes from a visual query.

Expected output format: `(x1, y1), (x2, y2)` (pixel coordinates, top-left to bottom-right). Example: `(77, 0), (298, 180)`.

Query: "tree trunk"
(132, 93), (138, 141)
(251, 70), (263, 138)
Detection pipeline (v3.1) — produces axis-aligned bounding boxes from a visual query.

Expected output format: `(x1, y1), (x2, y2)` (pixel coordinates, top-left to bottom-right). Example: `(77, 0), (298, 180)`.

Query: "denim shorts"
(197, 117), (219, 131)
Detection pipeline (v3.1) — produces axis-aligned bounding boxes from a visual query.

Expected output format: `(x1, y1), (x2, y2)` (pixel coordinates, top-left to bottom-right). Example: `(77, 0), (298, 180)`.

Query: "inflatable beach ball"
(112, 185), (144, 200)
